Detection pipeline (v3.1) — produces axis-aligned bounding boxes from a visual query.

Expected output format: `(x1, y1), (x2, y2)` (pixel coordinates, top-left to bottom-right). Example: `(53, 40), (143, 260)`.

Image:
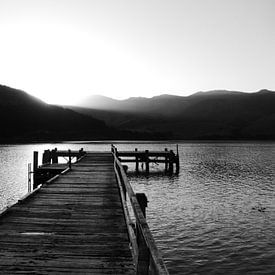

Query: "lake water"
(0, 141), (274, 274)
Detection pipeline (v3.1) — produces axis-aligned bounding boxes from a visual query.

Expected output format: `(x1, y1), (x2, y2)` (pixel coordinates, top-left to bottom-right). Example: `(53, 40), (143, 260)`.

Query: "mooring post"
(135, 148), (139, 172)
(33, 151), (38, 188)
(136, 193), (150, 274)
(68, 149), (72, 169)
(136, 193), (148, 218)
(145, 150), (149, 174)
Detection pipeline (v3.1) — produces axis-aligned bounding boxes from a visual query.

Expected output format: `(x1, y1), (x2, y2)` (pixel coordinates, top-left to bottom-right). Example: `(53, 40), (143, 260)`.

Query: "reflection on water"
(0, 142), (274, 274)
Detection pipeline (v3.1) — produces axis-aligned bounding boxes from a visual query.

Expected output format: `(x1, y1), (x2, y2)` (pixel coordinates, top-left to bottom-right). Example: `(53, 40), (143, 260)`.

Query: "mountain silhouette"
(0, 85), (163, 142)
(72, 90), (275, 140)
(1, 85), (274, 141)
(0, 85), (107, 142)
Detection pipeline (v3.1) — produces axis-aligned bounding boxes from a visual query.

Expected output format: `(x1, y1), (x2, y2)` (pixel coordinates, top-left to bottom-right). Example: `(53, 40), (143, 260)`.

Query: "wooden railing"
(112, 145), (169, 275)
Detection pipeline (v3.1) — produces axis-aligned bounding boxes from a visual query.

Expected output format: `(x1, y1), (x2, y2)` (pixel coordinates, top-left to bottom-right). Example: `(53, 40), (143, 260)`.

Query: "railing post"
(68, 149), (72, 169)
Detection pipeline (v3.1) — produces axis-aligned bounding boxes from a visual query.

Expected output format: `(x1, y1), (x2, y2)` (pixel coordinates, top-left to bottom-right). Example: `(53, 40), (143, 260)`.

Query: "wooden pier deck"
(0, 148), (169, 274)
(0, 153), (134, 274)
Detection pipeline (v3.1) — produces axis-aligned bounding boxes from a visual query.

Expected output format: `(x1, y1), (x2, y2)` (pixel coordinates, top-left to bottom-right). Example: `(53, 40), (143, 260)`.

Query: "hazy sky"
(0, 0), (274, 104)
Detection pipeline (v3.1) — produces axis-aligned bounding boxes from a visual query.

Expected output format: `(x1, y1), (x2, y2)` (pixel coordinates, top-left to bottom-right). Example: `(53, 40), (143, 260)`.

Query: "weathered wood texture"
(113, 151), (169, 275)
(116, 149), (179, 174)
(0, 153), (134, 274)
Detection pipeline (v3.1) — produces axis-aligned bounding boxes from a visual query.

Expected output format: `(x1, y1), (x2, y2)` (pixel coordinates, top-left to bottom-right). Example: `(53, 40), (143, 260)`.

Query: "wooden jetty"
(112, 146), (180, 174)
(0, 146), (171, 274)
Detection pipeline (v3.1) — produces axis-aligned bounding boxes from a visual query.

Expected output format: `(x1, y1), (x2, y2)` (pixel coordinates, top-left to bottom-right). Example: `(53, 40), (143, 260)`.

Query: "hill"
(71, 90), (275, 140)
(0, 85), (162, 142)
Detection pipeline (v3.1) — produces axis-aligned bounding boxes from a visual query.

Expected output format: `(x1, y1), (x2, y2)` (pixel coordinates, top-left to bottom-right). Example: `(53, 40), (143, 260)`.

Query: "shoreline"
(0, 139), (275, 145)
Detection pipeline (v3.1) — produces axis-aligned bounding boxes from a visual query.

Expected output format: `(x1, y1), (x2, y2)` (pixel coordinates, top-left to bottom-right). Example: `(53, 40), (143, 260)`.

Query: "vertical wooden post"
(42, 150), (51, 164)
(68, 149), (72, 169)
(33, 151), (38, 172)
(78, 148), (84, 159)
(42, 150), (46, 164)
(52, 148), (58, 163)
(176, 155), (180, 174)
(135, 148), (139, 172)
(123, 165), (128, 173)
(33, 151), (38, 188)
(136, 193), (148, 218)
(136, 193), (150, 274)
(169, 150), (174, 174)
(28, 163), (32, 193)
(164, 148), (168, 172)
(145, 150), (149, 174)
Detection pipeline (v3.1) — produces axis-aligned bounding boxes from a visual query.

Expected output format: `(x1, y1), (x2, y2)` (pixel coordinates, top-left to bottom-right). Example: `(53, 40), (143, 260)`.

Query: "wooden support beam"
(27, 163), (32, 193)
(145, 150), (149, 174)
(168, 150), (174, 174)
(164, 148), (168, 172)
(176, 155), (180, 174)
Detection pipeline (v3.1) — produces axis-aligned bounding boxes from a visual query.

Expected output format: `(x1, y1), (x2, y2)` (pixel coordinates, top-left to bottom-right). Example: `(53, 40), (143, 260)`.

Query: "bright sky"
(0, 0), (274, 104)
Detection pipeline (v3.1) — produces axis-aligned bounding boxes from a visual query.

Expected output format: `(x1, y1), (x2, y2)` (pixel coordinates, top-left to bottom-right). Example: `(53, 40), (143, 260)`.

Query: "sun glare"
(0, 23), (158, 104)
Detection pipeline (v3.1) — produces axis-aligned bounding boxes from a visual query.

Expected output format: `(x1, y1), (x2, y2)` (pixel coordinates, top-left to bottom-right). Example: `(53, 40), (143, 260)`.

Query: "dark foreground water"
(0, 142), (274, 274)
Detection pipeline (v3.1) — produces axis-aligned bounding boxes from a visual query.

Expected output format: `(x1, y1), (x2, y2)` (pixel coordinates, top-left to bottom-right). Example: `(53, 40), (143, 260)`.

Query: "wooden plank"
(0, 266), (134, 275)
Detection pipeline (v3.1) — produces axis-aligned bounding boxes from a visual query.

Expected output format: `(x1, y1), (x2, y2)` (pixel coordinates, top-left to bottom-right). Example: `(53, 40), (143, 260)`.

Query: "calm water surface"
(0, 142), (274, 274)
